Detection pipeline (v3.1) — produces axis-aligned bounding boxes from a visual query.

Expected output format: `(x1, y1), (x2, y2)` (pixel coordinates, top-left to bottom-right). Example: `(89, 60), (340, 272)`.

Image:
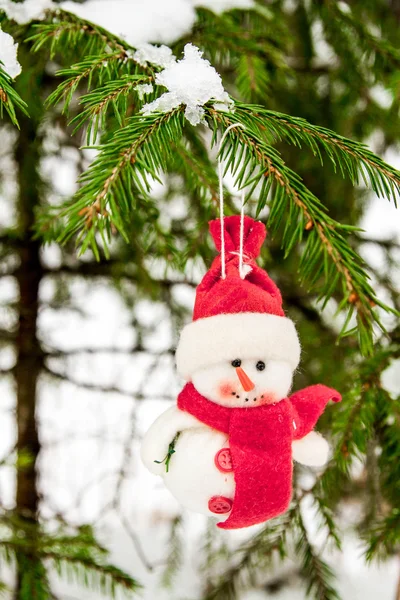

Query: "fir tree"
(0, 1), (399, 599)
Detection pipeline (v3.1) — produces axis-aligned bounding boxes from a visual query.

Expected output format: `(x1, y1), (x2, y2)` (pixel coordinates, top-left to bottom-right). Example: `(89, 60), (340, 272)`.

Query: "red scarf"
(178, 383), (341, 529)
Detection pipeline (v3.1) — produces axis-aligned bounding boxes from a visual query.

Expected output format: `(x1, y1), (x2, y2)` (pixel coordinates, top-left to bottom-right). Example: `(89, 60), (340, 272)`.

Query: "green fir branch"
(47, 552), (140, 598)
(203, 511), (291, 600)
(160, 516), (183, 588)
(206, 106), (395, 355)
(70, 74), (154, 142)
(329, 4), (400, 70)
(28, 9), (131, 59)
(236, 54), (271, 103)
(185, 7), (289, 73)
(373, 387), (400, 509)
(17, 555), (52, 600)
(50, 108), (185, 258)
(45, 51), (133, 114)
(312, 493), (342, 551)
(0, 522), (141, 598)
(316, 344), (399, 529)
(294, 506), (340, 600)
(171, 137), (219, 204)
(365, 510), (400, 561)
(0, 581), (8, 598)
(233, 103), (400, 205)
(0, 65), (29, 127)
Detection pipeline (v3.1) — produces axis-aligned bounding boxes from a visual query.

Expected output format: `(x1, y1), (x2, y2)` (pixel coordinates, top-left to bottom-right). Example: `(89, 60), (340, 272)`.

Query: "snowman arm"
(292, 431), (330, 467)
(141, 406), (201, 476)
(289, 384), (341, 440)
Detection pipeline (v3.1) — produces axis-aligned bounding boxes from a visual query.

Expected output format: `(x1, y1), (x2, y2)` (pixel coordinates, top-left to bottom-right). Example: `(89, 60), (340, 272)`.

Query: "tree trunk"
(13, 106), (44, 596)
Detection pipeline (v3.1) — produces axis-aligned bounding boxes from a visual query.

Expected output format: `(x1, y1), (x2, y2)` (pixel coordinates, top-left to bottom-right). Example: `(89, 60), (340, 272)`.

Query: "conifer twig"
(233, 103), (400, 204)
(294, 505), (340, 600)
(207, 106), (394, 354)
(0, 65), (28, 127)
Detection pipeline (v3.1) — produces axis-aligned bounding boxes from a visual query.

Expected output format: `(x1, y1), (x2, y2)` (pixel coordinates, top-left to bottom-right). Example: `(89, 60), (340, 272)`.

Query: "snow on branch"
(0, 0), (53, 24)
(141, 44), (232, 126)
(193, 0), (255, 13)
(5, 0), (256, 48)
(0, 28), (21, 78)
(133, 44), (175, 68)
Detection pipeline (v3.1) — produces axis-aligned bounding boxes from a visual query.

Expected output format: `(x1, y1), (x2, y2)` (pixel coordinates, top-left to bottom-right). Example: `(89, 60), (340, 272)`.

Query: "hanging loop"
(238, 187), (246, 279)
(217, 123), (246, 280)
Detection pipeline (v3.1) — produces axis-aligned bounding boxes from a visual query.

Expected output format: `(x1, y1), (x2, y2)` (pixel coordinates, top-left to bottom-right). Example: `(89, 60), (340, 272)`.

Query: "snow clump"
(0, 0), (256, 44)
(133, 44), (176, 68)
(0, 28), (21, 78)
(59, 0), (255, 47)
(0, 0), (54, 24)
(142, 44), (232, 126)
(60, 0), (196, 47)
(194, 0), (255, 13)
(136, 83), (154, 100)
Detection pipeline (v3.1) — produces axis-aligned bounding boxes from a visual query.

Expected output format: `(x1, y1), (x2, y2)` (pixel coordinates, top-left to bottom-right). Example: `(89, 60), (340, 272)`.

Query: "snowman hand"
(292, 431), (330, 467)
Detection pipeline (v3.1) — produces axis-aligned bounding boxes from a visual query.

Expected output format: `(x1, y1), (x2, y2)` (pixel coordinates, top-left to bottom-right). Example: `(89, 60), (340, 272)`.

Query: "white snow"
(194, 0), (255, 12)
(59, 0), (257, 48)
(60, 0), (196, 47)
(0, 0), (257, 46)
(0, 27), (21, 78)
(136, 83), (154, 100)
(133, 44), (175, 68)
(0, 0), (54, 24)
(142, 43), (232, 126)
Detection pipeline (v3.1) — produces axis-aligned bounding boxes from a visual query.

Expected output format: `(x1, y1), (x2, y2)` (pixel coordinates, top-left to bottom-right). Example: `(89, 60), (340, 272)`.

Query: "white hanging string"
(238, 187), (246, 279)
(217, 122), (246, 280)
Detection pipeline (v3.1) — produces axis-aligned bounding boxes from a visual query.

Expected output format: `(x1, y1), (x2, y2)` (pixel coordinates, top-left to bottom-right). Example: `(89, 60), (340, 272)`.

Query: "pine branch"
(184, 6), (289, 73)
(0, 522), (141, 598)
(45, 52), (131, 115)
(294, 506), (340, 600)
(39, 93), (398, 354)
(69, 74), (154, 143)
(233, 103), (400, 205)
(45, 109), (185, 258)
(236, 54), (271, 103)
(206, 106), (395, 355)
(316, 343), (399, 533)
(202, 511), (291, 600)
(46, 552), (140, 598)
(18, 555), (52, 600)
(160, 516), (183, 588)
(316, 6), (368, 89)
(27, 7), (398, 359)
(329, 4), (400, 70)
(171, 137), (219, 204)
(0, 581), (8, 598)
(0, 65), (29, 127)
(28, 10), (131, 59)
(311, 493), (342, 551)
(373, 387), (400, 508)
(365, 510), (400, 561)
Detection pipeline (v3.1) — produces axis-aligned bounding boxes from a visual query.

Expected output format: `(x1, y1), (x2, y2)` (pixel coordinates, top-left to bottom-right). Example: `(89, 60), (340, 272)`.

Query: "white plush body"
(141, 406), (235, 517)
(141, 405), (329, 517)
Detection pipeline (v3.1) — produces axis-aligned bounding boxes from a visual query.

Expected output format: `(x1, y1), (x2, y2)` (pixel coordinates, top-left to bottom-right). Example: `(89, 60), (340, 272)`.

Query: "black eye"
(256, 361), (265, 371)
(231, 359), (241, 367)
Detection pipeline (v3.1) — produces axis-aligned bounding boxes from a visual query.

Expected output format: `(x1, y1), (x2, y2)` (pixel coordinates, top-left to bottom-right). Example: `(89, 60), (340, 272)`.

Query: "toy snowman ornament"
(141, 215), (341, 529)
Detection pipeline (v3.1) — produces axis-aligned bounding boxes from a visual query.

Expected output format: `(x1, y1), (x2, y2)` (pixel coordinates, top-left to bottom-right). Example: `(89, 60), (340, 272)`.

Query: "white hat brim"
(176, 312), (301, 380)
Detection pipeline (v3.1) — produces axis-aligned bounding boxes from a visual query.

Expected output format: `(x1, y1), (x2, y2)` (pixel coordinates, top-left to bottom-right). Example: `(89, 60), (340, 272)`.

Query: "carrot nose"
(236, 367), (255, 392)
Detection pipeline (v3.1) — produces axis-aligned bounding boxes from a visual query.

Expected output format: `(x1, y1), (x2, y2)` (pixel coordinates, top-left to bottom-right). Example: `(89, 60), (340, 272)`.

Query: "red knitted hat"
(176, 216), (300, 380)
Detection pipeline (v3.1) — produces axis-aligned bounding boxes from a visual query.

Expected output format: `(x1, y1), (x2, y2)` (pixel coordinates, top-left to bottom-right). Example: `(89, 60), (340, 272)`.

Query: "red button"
(215, 448), (233, 472)
(208, 496), (233, 514)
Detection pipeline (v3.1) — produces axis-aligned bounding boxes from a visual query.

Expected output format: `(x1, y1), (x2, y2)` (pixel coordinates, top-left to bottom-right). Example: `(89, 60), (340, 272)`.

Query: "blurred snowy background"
(0, 0), (400, 598)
